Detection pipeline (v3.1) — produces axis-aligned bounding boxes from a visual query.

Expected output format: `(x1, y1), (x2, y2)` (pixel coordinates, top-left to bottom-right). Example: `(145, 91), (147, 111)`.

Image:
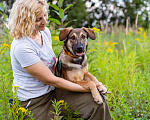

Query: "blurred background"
(0, 0), (150, 31)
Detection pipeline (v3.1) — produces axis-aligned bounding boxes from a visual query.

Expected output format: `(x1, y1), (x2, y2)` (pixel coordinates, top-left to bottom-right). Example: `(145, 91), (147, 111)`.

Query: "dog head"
(59, 27), (96, 57)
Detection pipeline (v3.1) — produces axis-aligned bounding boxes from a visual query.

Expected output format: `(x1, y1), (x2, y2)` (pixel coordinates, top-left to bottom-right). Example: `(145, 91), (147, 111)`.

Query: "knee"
(76, 93), (105, 119)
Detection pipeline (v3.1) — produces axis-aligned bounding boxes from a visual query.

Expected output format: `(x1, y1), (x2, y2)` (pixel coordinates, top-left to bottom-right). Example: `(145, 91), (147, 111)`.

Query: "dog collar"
(64, 50), (79, 58)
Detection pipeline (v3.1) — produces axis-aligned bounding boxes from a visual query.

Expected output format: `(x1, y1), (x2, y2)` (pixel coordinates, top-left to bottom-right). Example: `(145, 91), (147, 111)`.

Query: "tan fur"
(56, 28), (107, 104)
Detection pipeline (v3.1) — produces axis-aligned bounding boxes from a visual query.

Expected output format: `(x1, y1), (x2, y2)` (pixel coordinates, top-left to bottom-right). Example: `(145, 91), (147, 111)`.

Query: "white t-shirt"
(10, 27), (56, 101)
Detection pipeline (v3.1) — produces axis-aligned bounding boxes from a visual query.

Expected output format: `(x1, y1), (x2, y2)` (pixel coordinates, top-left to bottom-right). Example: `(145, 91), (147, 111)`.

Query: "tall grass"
(87, 27), (150, 119)
(0, 25), (150, 119)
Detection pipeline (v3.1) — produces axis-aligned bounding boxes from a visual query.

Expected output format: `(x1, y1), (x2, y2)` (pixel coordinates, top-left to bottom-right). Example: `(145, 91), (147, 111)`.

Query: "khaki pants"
(20, 88), (111, 120)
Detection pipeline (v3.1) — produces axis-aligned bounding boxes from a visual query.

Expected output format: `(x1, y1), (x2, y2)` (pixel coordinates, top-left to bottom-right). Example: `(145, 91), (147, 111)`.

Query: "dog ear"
(82, 27), (96, 40)
(59, 28), (73, 41)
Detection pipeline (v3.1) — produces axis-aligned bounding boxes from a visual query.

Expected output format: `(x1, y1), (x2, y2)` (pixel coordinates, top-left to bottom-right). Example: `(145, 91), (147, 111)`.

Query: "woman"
(8, 0), (111, 119)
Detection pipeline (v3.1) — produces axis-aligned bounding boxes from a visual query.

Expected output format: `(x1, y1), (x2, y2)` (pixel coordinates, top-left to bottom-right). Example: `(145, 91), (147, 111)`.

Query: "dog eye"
(71, 36), (75, 40)
(82, 35), (85, 39)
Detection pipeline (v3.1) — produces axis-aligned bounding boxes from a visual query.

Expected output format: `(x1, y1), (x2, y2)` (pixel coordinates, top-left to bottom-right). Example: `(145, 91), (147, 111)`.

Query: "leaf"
(0, 11), (3, 15)
(50, 4), (59, 11)
(0, 3), (4, 11)
(52, 10), (59, 16)
(4, 15), (8, 21)
(58, 0), (63, 8)
(59, 0), (64, 5)
(59, 9), (64, 19)
(64, 19), (77, 27)
(62, 15), (67, 22)
(49, 18), (61, 25)
(64, 4), (74, 11)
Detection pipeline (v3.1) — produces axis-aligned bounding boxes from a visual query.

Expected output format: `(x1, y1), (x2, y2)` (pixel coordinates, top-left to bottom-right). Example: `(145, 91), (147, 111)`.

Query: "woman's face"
(35, 6), (48, 31)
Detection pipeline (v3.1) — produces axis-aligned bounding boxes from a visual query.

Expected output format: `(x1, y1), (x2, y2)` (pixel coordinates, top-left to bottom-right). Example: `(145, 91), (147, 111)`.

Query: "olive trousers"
(20, 88), (112, 120)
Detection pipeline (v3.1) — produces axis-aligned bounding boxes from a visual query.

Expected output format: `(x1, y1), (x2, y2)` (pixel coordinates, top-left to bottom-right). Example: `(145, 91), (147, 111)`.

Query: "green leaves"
(64, 19), (77, 27)
(59, 9), (64, 19)
(49, 18), (61, 25)
(50, 4), (59, 11)
(0, 3), (4, 11)
(64, 4), (74, 11)
(49, 1), (74, 27)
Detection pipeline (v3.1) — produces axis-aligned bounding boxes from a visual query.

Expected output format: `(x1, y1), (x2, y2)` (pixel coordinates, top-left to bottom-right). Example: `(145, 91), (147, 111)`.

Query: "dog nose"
(77, 45), (83, 52)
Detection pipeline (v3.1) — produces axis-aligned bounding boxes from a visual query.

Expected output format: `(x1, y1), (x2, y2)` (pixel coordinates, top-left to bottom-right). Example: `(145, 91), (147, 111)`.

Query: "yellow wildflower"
(107, 48), (113, 53)
(1, 43), (11, 48)
(54, 36), (59, 41)
(103, 41), (108, 46)
(17, 107), (27, 114)
(130, 53), (132, 56)
(127, 42), (130, 45)
(102, 61), (105, 64)
(108, 40), (113, 46)
(14, 86), (19, 89)
(91, 27), (101, 33)
(112, 42), (118, 45)
(115, 50), (118, 53)
(143, 32), (147, 39)
(88, 49), (91, 53)
(135, 38), (140, 41)
(92, 49), (96, 51)
(121, 49), (124, 54)
(58, 100), (64, 105)
(108, 40), (118, 46)
(138, 27), (143, 33)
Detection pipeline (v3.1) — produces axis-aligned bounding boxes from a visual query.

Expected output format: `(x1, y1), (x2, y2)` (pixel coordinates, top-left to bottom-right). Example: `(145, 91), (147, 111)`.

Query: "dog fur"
(55, 27), (107, 104)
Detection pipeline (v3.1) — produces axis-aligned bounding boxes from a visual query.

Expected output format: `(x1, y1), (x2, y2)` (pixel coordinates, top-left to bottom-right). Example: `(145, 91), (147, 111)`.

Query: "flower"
(17, 107), (27, 114)
(128, 53), (133, 59)
(107, 48), (113, 53)
(54, 36), (59, 41)
(138, 27), (143, 33)
(58, 100), (64, 105)
(103, 41), (108, 46)
(14, 86), (19, 89)
(143, 32), (147, 39)
(14, 86), (19, 88)
(1, 43), (11, 48)
(91, 27), (101, 33)
(129, 53), (132, 56)
(135, 38), (140, 41)
(108, 40), (118, 46)
(121, 49), (124, 54)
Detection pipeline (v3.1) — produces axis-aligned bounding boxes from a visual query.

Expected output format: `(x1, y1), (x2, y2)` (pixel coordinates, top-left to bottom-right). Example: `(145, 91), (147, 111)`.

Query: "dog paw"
(93, 95), (103, 104)
(97, 85), (108, 94)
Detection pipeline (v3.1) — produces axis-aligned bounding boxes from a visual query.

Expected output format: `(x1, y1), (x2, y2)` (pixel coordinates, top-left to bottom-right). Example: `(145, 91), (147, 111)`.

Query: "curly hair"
(8, 0), (48, 39)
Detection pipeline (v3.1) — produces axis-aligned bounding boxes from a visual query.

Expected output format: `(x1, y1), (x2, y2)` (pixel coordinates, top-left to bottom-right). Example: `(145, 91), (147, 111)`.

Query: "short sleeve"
(14, 43), (40, 68)
(43, 27), (52, 45)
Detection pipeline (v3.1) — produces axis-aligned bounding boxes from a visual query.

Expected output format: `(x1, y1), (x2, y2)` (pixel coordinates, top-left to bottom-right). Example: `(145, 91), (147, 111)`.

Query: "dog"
(55, 27), (107, 104)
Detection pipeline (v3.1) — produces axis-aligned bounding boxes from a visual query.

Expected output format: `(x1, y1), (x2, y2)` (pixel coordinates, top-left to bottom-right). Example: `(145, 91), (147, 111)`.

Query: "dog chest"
(65, 66), (88, 82)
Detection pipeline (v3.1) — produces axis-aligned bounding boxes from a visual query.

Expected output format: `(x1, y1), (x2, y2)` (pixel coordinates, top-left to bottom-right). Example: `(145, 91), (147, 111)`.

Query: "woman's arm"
(24, 60), (90, 92)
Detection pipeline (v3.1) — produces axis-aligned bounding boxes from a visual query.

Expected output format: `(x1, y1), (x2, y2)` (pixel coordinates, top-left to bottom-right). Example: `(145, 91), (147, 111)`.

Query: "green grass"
(0, 27), (150, 119)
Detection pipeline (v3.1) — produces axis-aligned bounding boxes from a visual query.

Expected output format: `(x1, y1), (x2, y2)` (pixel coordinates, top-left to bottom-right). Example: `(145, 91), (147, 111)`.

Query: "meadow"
(0, 24), (150, 119)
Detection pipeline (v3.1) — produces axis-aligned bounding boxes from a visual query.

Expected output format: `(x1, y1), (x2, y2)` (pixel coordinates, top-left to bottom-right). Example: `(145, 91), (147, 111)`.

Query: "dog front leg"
(75, 81), (103, 104)
(84, 72), (107, 94)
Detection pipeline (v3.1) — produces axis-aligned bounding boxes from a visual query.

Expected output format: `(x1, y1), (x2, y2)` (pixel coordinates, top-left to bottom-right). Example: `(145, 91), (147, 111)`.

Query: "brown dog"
(55, 27), (107, 104)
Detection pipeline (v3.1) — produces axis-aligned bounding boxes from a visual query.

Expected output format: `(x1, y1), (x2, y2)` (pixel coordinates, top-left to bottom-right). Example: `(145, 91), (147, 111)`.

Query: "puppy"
(55, 27), (107, 104)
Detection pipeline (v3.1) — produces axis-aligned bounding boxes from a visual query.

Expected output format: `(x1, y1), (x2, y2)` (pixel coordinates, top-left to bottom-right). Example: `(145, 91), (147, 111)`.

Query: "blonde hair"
(8, 0), (48, 39)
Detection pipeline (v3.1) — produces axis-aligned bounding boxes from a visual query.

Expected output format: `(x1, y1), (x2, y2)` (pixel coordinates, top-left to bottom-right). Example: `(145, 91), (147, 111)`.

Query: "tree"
(85, 0), (149, 28)
(48, 0), (89, 28)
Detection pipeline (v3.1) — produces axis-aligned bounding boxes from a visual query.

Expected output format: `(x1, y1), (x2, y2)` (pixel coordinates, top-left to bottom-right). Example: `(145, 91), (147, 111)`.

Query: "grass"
(0, 26), (150, 119)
